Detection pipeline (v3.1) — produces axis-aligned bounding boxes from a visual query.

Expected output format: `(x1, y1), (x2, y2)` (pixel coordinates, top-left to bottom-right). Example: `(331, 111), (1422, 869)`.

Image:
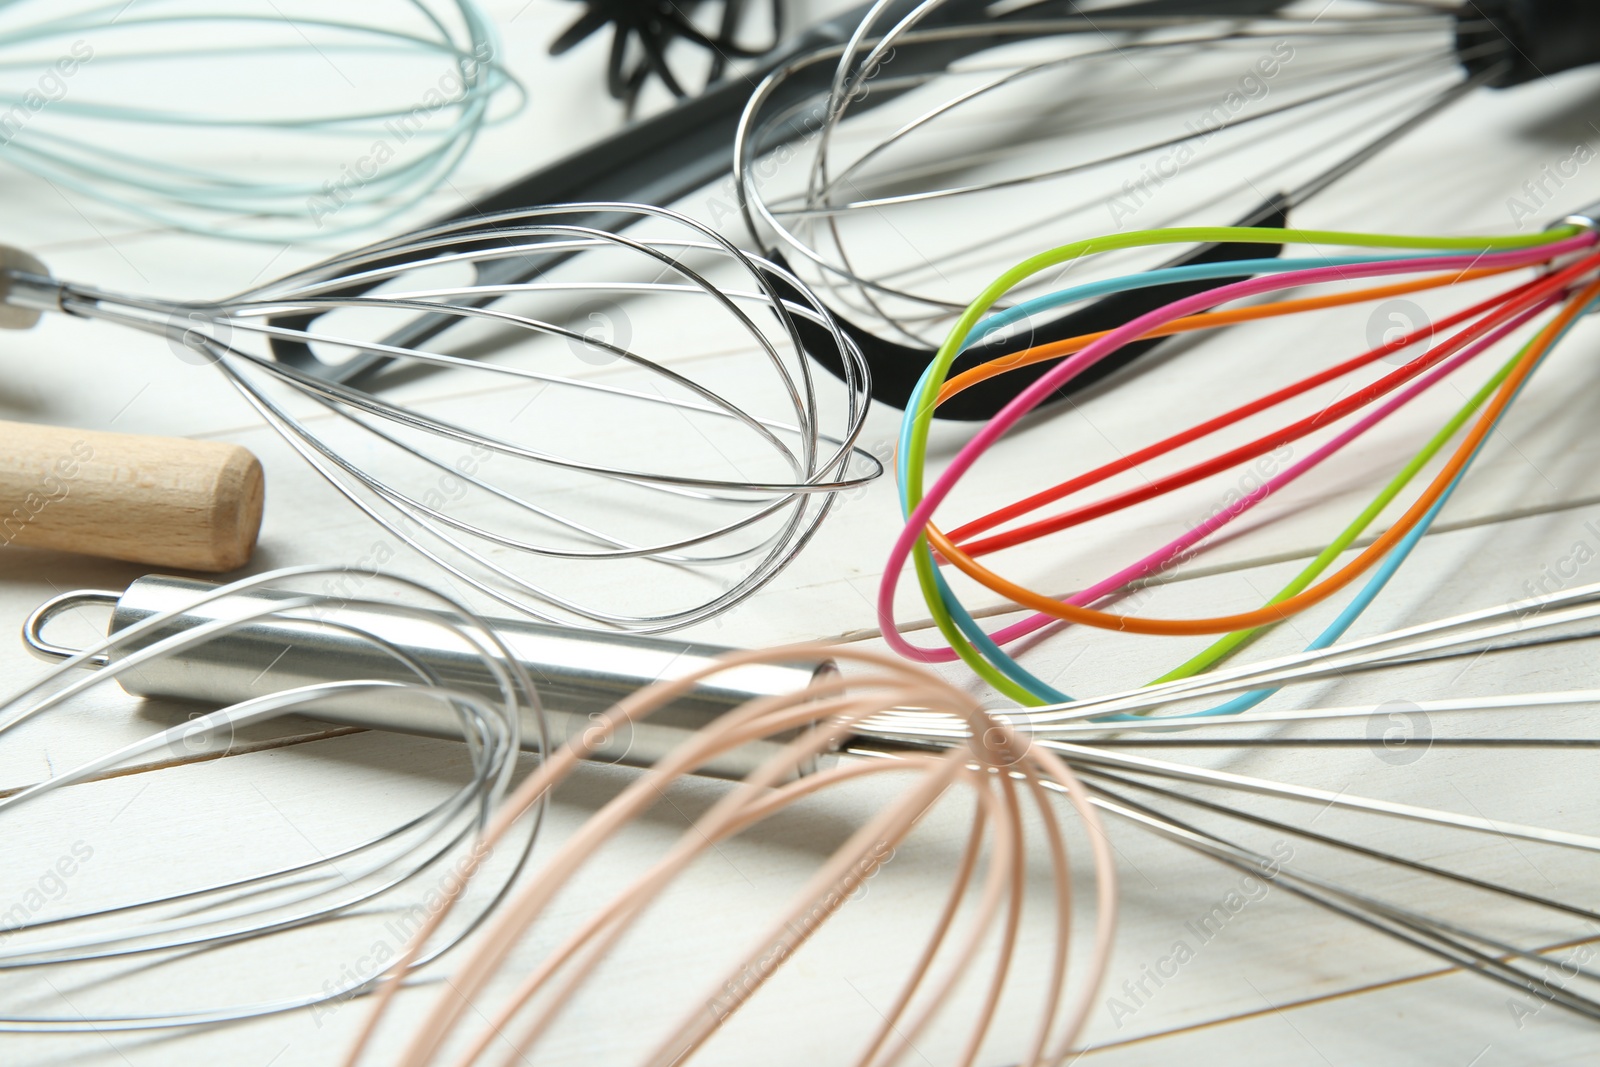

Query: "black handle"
(1457, 0), (1600, 87)
(778, 199), (1289, 421)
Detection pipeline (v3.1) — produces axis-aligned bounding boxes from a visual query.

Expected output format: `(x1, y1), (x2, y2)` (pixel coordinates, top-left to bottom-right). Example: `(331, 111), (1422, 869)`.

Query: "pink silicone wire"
(879, 235), (1597, 660)
(889, 293), (1554, 663)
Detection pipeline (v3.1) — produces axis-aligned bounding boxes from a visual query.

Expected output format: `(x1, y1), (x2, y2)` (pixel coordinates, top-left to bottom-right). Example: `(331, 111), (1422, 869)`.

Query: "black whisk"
(550, 0), (785, 114)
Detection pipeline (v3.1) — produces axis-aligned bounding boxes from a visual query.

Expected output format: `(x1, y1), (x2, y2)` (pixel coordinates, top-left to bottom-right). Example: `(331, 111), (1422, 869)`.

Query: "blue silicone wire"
(1171, 290), (1599, 720)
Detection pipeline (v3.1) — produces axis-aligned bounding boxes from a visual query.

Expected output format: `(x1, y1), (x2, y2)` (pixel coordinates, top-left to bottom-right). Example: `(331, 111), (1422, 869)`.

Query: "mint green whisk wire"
(0, 0), (525, 240)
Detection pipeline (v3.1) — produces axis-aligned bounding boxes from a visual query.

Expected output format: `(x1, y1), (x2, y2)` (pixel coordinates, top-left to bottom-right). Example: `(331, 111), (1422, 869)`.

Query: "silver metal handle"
(27, 575), (837, 780)
(1558, 201), (1600, 233)
(0, 244), (58, 330)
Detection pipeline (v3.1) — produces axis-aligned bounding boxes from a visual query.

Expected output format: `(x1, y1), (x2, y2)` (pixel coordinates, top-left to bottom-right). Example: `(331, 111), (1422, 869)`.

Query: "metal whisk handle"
(0, 244), (59, 330)
(26, 575), (838, 780)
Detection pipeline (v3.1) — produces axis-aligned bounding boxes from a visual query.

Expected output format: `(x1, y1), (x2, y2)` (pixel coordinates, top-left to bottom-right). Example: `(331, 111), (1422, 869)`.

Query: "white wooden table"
(3, 2), (1600, 1063)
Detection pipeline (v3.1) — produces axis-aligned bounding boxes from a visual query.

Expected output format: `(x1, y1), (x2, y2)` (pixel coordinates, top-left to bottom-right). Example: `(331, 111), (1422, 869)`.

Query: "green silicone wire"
(902, 225), (1582, 703)
(1149, 338), (1532, 685)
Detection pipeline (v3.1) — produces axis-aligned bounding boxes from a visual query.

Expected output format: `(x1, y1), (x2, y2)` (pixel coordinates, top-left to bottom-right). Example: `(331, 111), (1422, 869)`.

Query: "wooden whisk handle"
(0, 421), (263, 572)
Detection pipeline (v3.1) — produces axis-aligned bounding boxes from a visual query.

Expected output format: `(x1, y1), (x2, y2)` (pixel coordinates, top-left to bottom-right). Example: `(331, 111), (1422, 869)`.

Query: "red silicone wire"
(952, 261), (1588, 559)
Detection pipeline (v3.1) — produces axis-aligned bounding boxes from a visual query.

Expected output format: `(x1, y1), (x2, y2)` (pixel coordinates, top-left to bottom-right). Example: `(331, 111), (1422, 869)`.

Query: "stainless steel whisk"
(0, 567), (546, 1031)
(0, 203), (879, 632)
(854, 581), (1600, 1023)
(734, 0), (1600, 415)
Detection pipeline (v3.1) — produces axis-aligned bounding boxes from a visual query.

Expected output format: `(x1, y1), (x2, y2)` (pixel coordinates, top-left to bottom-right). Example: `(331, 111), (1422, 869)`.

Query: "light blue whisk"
(0, 0), (524, 240)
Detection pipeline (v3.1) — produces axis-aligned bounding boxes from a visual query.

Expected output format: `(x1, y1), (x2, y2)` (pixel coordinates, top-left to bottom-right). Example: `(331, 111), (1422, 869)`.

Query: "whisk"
(881, 208), (1600, 703)
(0, 0), (520, 240)
(860, 579), (1600, 1034)
(0, 203), (879, 632)
(338, 579), (1600, 1062)
(0, 567), (545, 1031)
(0, 564), (864, 1036)
(549, 0), (784, 116)
(734, 0), (1600, 417)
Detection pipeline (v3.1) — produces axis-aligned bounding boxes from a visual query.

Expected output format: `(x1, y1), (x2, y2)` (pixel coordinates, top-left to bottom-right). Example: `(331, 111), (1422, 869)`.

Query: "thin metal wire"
(0, 567), (546, 1032)
(346, 644), (1118, 1067)
(0, 203), (881, 632)
(841, 585), (1600, 1024)
(1082, 777), (1600, 1023)
(734, 1), (1480, 347)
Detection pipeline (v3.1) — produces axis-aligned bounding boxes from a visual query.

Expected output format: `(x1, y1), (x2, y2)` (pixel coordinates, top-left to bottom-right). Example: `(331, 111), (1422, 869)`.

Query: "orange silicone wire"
(940, 269), (1550, 552)
(920, 277), (1600, 637)
(934, 267), (1513, 405)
